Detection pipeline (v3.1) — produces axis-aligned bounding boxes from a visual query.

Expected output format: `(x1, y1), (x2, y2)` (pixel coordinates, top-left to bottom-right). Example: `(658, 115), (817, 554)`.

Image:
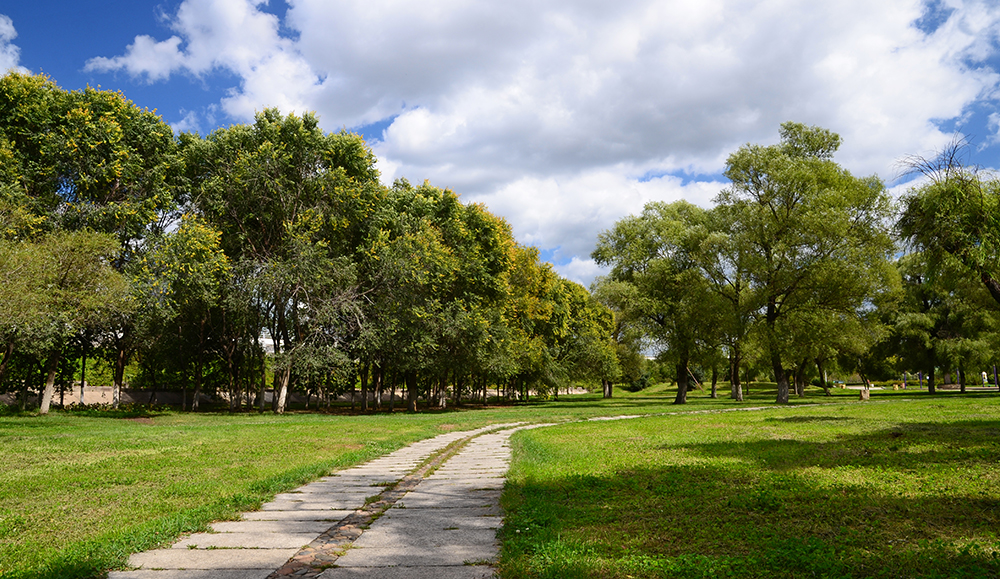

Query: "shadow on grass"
(501, 419), (1000, 578)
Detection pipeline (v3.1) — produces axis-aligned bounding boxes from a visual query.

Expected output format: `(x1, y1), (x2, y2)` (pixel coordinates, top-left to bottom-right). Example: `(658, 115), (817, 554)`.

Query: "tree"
(898, 139), (1000, 307)
(593, 200), (720, 404)
(188, 108), (381, 413)
(30, 230), (131, 414)
(137, 214), (231, 410)
(0, 72), (181, 407)
(718, 122), (896, 403)
(889, 251), (999, 393)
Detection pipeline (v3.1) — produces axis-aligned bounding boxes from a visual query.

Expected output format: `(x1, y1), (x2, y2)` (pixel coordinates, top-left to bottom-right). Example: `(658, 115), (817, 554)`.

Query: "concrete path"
(108, 424), (525, 579)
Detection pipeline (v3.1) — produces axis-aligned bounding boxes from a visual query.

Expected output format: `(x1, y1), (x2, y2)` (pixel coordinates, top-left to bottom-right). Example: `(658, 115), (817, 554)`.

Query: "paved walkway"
(109, 424), (531, 579)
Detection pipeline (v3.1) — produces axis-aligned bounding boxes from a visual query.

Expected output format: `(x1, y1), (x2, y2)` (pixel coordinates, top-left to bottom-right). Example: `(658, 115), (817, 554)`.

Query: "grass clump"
(500, 395), (1000, 578)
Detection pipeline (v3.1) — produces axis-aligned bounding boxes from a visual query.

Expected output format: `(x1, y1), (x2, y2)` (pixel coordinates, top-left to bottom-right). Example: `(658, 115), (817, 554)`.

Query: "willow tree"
(719, 122), (896, 404)
(593, 200), (719, 404)
(898, 139), (1000, 306)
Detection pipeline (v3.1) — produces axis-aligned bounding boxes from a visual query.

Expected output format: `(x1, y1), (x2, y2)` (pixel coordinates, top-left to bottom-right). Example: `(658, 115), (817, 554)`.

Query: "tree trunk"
(113, 345), (127, 409)
(602, 378), (613, 398)
(794, 360), (807, 397)
(772, 350), (790, 404)
(454, 373), (464, 407)
(959, 363), (966, 394)
(258, 358), (266, 411)
(406, 372), (418, 412)
(80, 344), (87, 405)
(389, 371), (396, 412)
(359, 363), (369, 412)
(710, 366), (718, 399)
(149, 364), (158, 405)
(275, 365), (290, 414)
(980, 271), (1000, 307)
(192, 353), (203, 412)
(39, 349), (61, 415)
(673, 362), (689, 405)
(730, 351), (743, 401)
(816, 358), (830, 396)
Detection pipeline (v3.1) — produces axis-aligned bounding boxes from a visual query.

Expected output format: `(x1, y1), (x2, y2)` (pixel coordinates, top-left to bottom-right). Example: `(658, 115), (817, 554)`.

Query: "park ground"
(2, 383), (999, 578)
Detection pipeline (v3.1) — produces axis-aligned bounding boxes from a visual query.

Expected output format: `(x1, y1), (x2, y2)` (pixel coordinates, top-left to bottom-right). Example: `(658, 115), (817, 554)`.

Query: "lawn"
(1, 387), (726, 579)
(499, 393), (1000, 578)
(0, 383), (970, 579)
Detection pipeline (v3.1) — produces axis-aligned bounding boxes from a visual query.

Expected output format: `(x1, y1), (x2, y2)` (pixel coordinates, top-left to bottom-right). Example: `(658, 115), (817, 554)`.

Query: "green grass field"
(0, 384), (990, 578)
(500, 393), (1000, 578)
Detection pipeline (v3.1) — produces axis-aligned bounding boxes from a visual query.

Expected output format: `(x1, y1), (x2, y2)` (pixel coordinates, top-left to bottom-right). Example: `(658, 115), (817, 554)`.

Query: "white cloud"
(0, 15), (26, 74)
(170, 109), (202, 134)
(554, 257), (608, 290)
(87, 0), (1000, 277)
(84, 0), (322, 120)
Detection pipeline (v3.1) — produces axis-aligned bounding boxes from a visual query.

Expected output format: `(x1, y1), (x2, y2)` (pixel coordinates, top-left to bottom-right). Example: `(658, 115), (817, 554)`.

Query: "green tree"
(898, 140), (1000, 306)
(718, 122), (896, 403)
(31, 230), (131, 413)
(187, 108), (381, 413)
(593, 200), (719, 404)
(0, 72), (181, 406)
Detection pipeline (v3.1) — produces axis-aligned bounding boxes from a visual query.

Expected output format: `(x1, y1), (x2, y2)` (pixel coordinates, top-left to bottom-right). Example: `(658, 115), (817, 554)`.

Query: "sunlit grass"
(0, 383), (977, 579)
(500, 394), (1000, 578)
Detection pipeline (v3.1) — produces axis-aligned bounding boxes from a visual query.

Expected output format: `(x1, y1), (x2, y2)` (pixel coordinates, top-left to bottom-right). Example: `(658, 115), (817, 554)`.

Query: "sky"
(3, 0), (1000, 287)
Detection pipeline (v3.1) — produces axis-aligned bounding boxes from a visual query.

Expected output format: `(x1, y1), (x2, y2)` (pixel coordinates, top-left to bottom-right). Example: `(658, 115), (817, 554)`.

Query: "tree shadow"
(503, 419), (1000, 578)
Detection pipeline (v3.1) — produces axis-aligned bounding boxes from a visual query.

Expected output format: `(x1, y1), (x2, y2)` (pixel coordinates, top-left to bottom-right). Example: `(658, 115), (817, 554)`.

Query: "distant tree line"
(595, 123), (1000, 403)
(0, 72), (622, 413)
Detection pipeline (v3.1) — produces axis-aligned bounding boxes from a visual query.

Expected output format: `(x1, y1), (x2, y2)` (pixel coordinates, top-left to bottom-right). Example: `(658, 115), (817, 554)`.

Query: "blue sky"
(3, 0), (1000, 286)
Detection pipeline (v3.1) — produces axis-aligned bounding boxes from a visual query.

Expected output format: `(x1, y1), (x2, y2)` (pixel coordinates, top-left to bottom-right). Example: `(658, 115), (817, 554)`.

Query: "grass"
(0, 383), (984, 578)
(499, 393), (1000, 578)
(0, 388), (712, 579)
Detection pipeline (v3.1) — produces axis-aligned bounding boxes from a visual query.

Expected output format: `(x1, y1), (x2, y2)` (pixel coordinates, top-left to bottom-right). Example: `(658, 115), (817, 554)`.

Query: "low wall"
(0, 385), (407, 407)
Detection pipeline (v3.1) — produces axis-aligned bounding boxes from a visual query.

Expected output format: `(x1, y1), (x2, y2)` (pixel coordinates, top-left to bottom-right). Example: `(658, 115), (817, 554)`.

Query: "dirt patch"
(126, 417), (155, 425)
(437, 423), (457, 431)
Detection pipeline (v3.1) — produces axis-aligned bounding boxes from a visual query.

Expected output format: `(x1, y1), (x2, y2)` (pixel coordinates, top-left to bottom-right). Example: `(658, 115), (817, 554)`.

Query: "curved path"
(109, 424), (540, 579)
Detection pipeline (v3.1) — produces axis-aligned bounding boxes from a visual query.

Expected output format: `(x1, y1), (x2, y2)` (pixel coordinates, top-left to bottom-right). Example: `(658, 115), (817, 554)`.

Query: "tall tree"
(718, 122), (896, 403)
(32, 230), (131, 414)
(188, 108), (381, 413)
(898, 139), (1000, 306)
(593, 200), (718, 404)
(0, 72), (181, 406)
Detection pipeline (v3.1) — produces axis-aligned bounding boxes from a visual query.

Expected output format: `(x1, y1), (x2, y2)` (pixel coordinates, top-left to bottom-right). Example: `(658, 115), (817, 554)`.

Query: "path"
(108, 424), (532, 579)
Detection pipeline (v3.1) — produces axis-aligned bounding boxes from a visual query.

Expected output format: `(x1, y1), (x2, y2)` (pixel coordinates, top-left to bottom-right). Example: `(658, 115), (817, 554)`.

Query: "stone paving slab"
(289, 484), (383, 494)
(129, 548), (301, 569)
(319, 567), (495, 579)
(345, 527), (499, 550)
(400, 489), (501, 508)
(374, 507), (502, 529)
(271, 490), (371, 501)
(241, 510), (353, 521)
(260, 499), (363, 510)
(172, 532), (319, 549)
(211, 520), (336, 534)
(331, 543), (497, 567)
(109, 570), (275, 579)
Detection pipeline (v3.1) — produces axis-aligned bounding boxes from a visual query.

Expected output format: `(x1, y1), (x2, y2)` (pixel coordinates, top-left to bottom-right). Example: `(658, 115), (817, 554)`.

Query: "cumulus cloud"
(87, 0), (1000, 287)
(0, 15), (26, 74)
(84, 0), (322, 119)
